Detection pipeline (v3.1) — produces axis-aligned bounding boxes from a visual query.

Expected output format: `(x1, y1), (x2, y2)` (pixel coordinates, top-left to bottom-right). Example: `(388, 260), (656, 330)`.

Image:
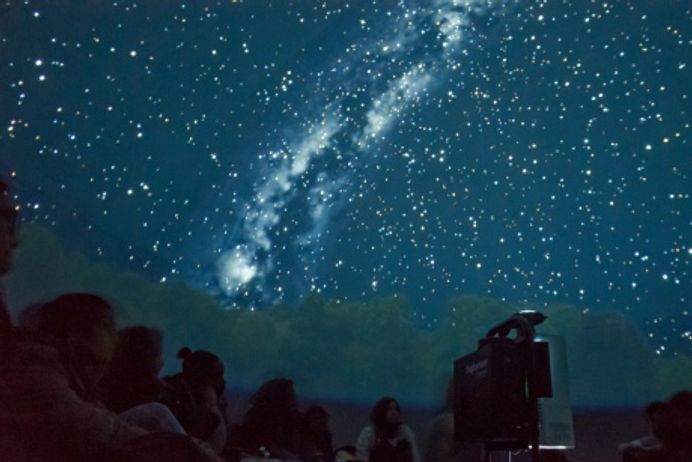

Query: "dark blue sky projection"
(1, 1), (690, 357)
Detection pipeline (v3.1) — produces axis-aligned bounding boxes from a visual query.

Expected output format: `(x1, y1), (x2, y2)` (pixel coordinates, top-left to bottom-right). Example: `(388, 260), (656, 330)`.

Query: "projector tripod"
(484, 451), (515, 462)
(483, 447), (541, 462)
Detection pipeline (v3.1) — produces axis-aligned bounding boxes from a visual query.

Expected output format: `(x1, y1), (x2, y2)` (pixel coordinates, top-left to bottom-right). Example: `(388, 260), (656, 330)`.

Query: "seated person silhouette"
(356, 397), (422, 462)
(0, 293), (221, 461)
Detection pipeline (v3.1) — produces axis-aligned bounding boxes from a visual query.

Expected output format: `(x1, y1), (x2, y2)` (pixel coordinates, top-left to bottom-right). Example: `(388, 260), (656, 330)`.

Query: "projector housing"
(453, 336), (551, 449)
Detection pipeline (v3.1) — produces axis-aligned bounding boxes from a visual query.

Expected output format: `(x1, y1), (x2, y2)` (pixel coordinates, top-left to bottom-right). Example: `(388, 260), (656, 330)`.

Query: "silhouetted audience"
(299, 405), (334, 462)
(0, 292), (222, 461)
(162, 347), (228, 454)
(423, 410), (456, 462)
(333, 445), (359, 461)
(0, 293), (146, 460)
(621, 391), (692, 462)
(101, 325), (165, 413)
(620, 400), (667, 457)
(0, 178), (19, 362)
(662, 391), (692, 462)
(235, 377), (301, 459)
(102, 432), (223, 462)
(423, 380), (464, 462)
(356, 396), (422, 462)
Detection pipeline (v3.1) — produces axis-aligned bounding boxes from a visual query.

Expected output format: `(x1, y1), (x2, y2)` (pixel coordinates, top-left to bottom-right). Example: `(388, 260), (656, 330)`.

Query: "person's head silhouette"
(39, 293), (117, 397)
(0, 178), (19, 276)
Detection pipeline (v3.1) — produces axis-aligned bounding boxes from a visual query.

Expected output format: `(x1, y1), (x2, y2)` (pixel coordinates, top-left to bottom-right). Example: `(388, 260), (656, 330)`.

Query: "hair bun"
(177, 347), (192, 360)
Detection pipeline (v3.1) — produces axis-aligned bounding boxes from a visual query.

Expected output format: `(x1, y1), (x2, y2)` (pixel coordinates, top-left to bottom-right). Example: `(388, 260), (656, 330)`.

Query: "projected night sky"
(1, 1), (690, 357)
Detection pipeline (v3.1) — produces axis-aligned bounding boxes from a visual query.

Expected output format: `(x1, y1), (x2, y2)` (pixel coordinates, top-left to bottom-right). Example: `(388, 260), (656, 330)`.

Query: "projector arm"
(484, 312), (546, 344)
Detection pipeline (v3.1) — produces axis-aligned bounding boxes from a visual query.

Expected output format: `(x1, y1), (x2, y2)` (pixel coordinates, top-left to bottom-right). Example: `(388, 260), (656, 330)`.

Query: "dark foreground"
(225, 390), (647, 462)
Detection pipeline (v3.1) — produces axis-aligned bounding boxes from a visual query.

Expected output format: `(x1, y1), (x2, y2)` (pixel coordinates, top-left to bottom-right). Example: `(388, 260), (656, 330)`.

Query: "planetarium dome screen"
(1, 0), (689, 408)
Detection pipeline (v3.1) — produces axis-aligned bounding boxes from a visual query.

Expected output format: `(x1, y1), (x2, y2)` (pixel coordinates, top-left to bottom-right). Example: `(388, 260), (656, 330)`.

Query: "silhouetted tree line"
(7, 224), (691, 407)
